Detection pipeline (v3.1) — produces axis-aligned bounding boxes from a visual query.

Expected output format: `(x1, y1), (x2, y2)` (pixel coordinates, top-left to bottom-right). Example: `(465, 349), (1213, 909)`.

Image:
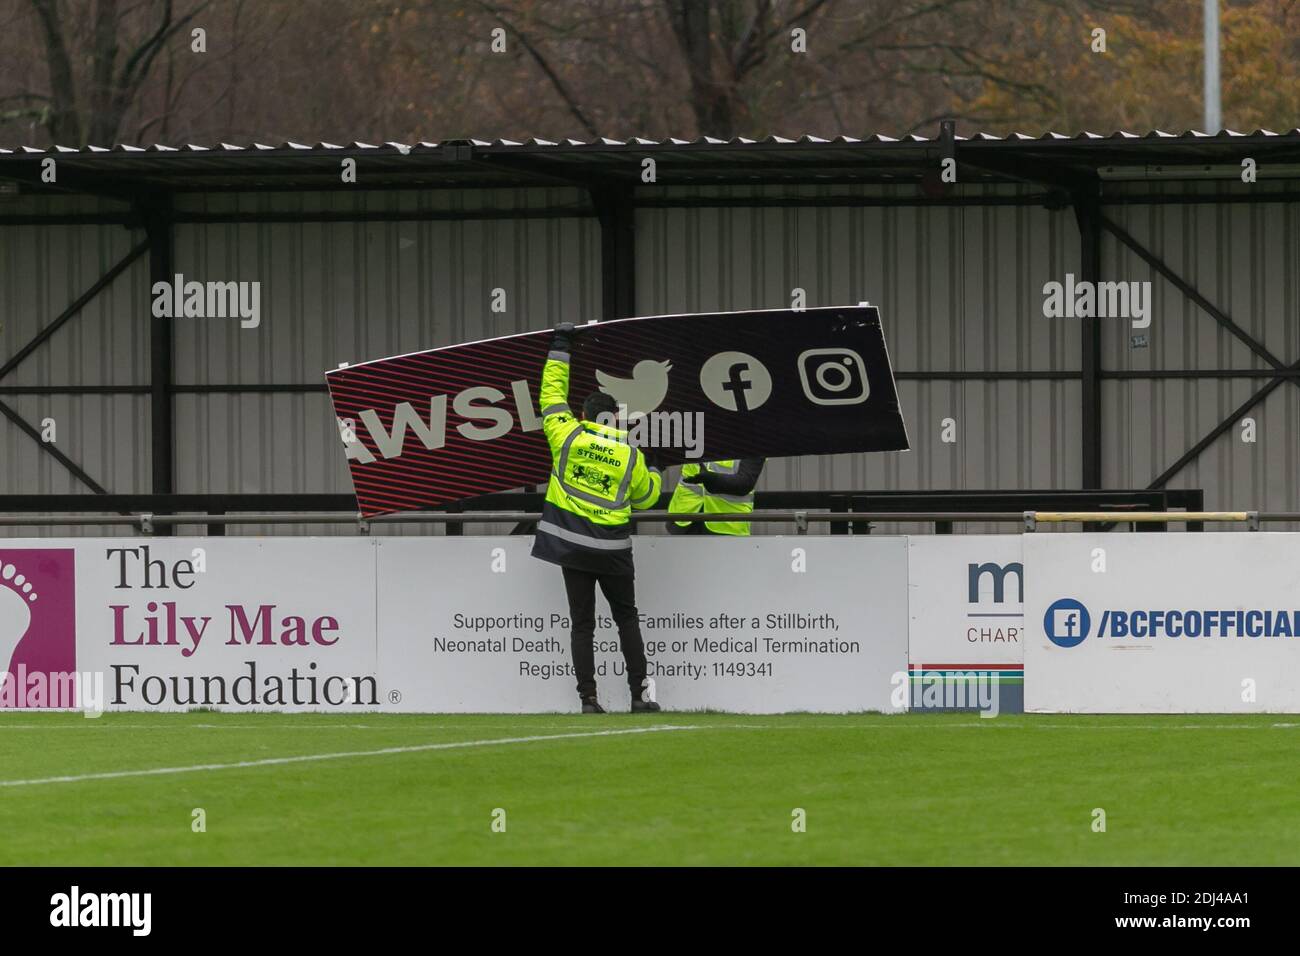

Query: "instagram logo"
(797, 348), (870, 405)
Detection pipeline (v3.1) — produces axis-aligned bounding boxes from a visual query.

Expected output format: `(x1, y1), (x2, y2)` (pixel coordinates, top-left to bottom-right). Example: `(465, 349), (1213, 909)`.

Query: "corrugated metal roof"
(2, 130), (1300, 195)
(6, 128), (1300, 154)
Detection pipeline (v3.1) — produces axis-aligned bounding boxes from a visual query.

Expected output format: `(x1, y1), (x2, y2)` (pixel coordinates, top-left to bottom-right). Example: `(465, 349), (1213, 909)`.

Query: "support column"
(144, 200), (175, 532)
(592, 185), (636, 320)
(1073, 192), (1103, 490)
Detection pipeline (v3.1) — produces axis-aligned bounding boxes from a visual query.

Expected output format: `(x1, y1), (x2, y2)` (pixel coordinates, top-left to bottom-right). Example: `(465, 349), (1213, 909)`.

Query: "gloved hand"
(641, 450), (663, 470)
(552, 322), (576, 351)
(678, 469), (705, 485)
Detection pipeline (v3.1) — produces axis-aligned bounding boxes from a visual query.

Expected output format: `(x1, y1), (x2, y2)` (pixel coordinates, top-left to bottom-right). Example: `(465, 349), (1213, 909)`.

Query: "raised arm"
(540, 323), (579, 454)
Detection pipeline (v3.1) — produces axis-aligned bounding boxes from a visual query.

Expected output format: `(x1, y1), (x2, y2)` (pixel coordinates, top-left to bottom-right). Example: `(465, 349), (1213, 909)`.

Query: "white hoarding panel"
(1025, 533), (1300, 713)
(2, 535), (909, 714)
(1, 539), (378, 712)
(376, 536), (909, 713)
(906, 535), (1024, 712)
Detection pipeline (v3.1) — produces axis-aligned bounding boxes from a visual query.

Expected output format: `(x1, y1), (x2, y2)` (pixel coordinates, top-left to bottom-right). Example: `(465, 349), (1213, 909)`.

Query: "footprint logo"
(0, 549), (76, 706)
(0, 561), (39, 679)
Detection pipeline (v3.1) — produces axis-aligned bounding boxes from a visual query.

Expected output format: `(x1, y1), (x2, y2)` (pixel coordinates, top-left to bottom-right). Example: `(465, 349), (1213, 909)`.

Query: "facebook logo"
(1053, 608), (1082, 639)
(1043, 598), (1091, 648)
(699, 351), (773, 412)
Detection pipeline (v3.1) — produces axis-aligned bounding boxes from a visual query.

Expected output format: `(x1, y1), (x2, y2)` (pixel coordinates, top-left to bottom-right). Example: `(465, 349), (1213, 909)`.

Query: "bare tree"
(25, 0), (210, 144)
(2, 0), (1296, 148)
(661, 0), (830, 138)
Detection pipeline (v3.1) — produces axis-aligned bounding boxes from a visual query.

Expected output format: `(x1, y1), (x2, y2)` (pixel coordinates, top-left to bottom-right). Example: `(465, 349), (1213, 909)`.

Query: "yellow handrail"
(1031, 511), (1250, 523)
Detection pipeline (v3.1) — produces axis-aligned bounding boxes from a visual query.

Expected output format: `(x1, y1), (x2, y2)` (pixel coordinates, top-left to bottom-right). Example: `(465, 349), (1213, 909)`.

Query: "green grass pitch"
(0, 711), (1296, 866)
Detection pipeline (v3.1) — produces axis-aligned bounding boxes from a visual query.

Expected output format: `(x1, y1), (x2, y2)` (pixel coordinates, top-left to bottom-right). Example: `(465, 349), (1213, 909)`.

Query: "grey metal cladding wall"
(636, 186), (1082, 509)
(172, 391), (344, 493)
(1103, 378), (1299, 523)
(0, 218), (148, 389)
(170, 189), (597, 386)
(170, 393), (439, 539)
(1100, 186), (1300, 522)
(0, 393), (149, 538)
(19, 175), (1294, 537)
(170, 189), (600, 530)
(0, 201), (150, 528)
(1100, 189), (1300, 371)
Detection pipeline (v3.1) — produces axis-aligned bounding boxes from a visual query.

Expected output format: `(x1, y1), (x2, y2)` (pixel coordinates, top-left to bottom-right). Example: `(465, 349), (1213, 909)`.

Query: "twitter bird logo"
(595, 360), (673, 417)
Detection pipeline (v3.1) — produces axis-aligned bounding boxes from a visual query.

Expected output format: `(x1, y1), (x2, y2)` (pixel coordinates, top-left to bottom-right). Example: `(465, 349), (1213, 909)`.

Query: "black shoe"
(630, 699), (661, 713)
(581, 697), (605, 714)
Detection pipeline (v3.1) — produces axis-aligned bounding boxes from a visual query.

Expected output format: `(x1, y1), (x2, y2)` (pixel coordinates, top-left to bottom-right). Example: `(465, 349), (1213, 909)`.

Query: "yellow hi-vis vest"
(531, 347), (662, 572)
(668, 460), (754, 536)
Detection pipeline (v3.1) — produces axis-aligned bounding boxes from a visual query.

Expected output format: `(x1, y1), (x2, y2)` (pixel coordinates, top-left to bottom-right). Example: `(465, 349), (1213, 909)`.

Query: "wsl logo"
(1044, 598), (1091, 648)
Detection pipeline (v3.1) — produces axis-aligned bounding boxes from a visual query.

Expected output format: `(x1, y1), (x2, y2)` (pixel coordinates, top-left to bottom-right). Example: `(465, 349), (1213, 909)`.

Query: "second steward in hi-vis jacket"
(666, 458), (764, 536)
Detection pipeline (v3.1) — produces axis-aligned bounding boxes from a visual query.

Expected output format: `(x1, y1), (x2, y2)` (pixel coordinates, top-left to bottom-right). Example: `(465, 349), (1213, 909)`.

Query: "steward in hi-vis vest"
(667, 459), (765, 536)
(531, 322), (664, 714)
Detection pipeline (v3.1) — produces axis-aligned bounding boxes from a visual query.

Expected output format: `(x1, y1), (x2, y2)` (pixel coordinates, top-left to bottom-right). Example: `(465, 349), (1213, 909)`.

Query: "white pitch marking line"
(1, 720), (1296, 733)
(0, 721), (686, 731)
(727, 722), (1300, 730)
(0, 725), (701, 788)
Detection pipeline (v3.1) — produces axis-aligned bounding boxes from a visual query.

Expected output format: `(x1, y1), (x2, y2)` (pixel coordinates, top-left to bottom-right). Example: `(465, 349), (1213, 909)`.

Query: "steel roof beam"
(1101, 215), (1287, 371)
(1099, 213), (1299, 492)
(0, 238), (149, 382)
(0, 397), (110, 495)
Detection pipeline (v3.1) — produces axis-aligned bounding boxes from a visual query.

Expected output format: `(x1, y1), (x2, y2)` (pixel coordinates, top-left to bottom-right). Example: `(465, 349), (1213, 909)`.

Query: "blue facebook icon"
(1044, 598), (1091, 648)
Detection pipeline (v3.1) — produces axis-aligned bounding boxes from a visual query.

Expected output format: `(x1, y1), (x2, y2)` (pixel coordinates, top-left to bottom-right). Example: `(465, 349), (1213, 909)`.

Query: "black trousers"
(561, 566), (647, 700)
